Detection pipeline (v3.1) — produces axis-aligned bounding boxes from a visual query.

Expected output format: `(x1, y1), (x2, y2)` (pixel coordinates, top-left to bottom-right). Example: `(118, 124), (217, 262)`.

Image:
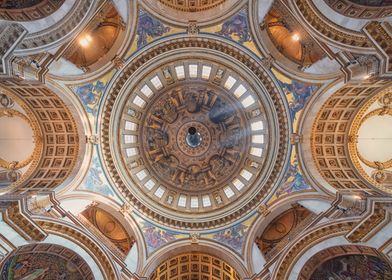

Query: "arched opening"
(0, 81), (80, 193)
(150, 252), (241, 280)
(263, 3), (326, 69)
(79, 205), (135, 258)
(311, 82), (392, 195)
(255, 204), (313, 260)
(63, 2), (124, 73)
(0, 98), (38, 188)
(298, 245), (392, 279)
(0, 243), (94, 279)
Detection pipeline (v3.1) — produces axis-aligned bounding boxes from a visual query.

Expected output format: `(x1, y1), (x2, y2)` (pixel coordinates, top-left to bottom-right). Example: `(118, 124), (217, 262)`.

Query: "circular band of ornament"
(348, 88), (392, 193)
(140, 0), (246, 27)
(100, 37), (289, 228)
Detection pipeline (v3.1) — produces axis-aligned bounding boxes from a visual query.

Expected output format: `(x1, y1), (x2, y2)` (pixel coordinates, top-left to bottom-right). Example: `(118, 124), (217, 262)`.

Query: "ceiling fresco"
(0, 244), (94, 280)
(1, 0), (391, 279)
(310, 254), (392, 280)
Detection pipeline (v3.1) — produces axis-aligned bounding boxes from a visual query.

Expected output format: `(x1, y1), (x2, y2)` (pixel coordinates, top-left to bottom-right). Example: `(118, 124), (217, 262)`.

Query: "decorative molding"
(324, 0), (392, 19)
(0, 22), (27, 77)
(1, 81), (79, 193)
(158, 0), (226, 12)
(100, 36), (289, 229)
(36, 220), (118, 280)
(0, 200), (46, 241)
(364, 21), (392, 78)
(346, 201), (391, 243)
(272, 221), (355, 280)
(311, 80), (390, 193)
(0, 0), (65, 21)
(292, 0), (371, 49)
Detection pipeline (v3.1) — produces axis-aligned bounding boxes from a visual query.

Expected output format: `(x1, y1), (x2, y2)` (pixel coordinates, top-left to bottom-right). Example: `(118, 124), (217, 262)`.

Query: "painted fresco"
(1, 253), (87, 280)
(310, 255), (392, 280)
(202, 214), (257, 254)
(126, 10), (185, 57)
(133, 213), (187, 255)
(136, 10), (171, 49)
(202, 8), (261, 55)
(272, 149), (311, 200)
(78, 147), (121, 203)
(69, 70), (115, 122)
(272, 68), (318, 128)
(216, 9), (251, 44)
(268, 69), (318, 201)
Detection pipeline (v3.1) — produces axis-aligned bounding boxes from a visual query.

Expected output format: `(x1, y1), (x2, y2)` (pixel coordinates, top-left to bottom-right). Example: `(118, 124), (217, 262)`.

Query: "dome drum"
(100, 37), (290, 228)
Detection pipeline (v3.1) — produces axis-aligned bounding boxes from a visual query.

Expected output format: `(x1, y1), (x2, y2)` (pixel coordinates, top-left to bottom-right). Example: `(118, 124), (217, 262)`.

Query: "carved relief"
(141, 86), (249, 191)
(102, 38), (288, 228)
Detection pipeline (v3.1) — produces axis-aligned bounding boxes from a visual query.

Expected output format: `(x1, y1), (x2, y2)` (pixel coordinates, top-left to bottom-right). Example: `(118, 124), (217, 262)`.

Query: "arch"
(80, 205), (135, 257)
(0, 81), (82, 194)
(141, 240), (250, 279)
(0, 101), (40, 188)
(255, 204), (313, 259)
(298, 245), (392, 279)
(0, 0), (65, 21)
(262, 2), (326, 68)
(34, 219), (120, 279)
(150, 252), (241, 280)
(271, 220), (358, 280)
(310, 81), (391, 194)
(14, 0), (99, 56)
(140, 0), (246, 27)
(286, 0), (373, 53)
(63, 2), (126, 73)
(0, 243), (94, 279)
(325, 0), (392, 19)
(57, 194), (146, 273)
(248, 0), (341, 81)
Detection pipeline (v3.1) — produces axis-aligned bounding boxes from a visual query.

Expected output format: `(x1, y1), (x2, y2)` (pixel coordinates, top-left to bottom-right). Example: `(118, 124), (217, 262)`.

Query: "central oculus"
(186, 126), (202, 148)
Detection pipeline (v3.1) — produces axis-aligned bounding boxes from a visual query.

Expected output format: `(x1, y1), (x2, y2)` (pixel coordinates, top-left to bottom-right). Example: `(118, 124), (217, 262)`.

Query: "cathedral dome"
(100, 37), (289, 228)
